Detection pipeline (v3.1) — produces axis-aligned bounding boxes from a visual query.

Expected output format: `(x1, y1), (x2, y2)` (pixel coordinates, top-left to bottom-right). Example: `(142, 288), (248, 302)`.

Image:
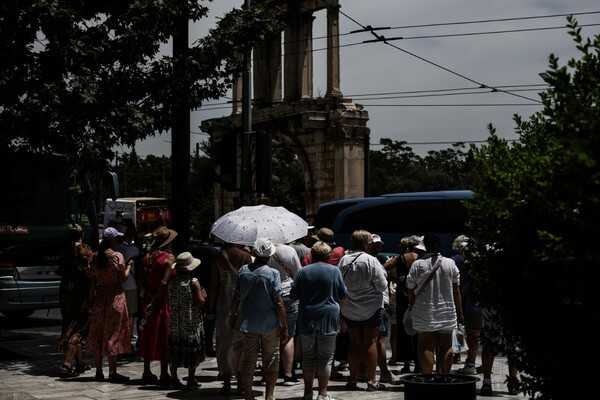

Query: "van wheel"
(2, 310), (35, 319)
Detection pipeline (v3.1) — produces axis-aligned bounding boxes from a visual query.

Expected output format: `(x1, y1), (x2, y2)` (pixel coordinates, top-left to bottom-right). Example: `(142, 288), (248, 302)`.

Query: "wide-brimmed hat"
(173, 252), (201, 271)
(151, 226), (178, 249)
(253, 238), (276, 258)
(312, 228), (335, 245)
(103, 227), (124, 240)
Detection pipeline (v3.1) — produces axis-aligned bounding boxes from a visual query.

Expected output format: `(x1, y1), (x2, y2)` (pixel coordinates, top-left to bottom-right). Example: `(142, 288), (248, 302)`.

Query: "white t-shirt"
(406, 253), (460, 332)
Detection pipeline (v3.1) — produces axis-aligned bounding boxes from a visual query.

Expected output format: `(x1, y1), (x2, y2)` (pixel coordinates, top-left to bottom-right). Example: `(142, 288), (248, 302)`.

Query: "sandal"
(59, 365), (77, 379)
(108, 373), (130, 383)
(75, 362), (91, 374)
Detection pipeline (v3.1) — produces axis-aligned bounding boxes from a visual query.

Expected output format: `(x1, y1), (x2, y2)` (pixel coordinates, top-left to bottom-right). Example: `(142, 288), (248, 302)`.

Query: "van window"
(339, 199), (468, 234)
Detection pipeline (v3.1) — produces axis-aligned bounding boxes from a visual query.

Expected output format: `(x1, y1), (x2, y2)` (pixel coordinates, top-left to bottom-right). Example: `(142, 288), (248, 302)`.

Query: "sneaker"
(366, 380), (386, 391)
(317, 395), (334, 400)
(457, 366), (476, 375)
(379, 370), (400, 384)
(282, 376), (300, 386)
(337, 361), (348, 371)
(480, 383), (493, 397)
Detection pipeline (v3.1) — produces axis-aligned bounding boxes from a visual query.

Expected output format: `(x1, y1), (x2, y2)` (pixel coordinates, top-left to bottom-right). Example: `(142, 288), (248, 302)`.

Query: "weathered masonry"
(201, 0), (370, 219)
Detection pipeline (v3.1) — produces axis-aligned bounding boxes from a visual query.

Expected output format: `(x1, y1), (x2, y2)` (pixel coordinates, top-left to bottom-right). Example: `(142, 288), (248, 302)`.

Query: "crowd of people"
(56, 222), (519, 398)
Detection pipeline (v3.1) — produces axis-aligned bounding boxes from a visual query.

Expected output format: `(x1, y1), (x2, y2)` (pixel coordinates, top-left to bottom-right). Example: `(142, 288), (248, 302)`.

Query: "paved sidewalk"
(0, 326), (528, 400)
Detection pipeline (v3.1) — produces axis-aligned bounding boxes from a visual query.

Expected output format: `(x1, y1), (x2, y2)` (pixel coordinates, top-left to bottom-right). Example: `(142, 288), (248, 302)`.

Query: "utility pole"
(171, 3), (191, 252)
(240, 0), (253, 206)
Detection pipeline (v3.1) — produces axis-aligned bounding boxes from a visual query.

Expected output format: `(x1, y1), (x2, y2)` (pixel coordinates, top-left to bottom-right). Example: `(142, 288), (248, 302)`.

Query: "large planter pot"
(400, 373), (480, 400)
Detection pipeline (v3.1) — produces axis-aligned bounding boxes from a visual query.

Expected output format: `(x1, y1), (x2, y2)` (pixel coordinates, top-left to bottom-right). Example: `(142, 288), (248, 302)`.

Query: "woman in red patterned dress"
(138, 226), (178, 386)
(87, 227), (132, 383)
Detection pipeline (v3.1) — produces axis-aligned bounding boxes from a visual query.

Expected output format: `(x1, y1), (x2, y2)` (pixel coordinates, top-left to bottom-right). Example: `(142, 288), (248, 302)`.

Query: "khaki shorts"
(241, 328), (280, 374)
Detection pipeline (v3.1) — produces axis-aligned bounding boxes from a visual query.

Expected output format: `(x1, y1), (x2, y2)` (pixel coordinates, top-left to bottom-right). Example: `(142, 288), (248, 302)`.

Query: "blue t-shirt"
(292, 262), (348, 335)
(234, 261), (282, 334)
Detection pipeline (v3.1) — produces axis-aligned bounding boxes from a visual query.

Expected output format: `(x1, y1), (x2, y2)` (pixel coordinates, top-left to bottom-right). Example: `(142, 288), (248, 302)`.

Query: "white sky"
(133, 0), (600, 158)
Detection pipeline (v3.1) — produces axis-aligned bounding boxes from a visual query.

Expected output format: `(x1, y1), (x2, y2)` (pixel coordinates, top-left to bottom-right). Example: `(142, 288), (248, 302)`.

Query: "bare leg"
(94, 354), (103, 377)
(347, 327), (361, 381)
(302, 370), (315, 398)
(317, 374), (330, 397)
(108, 354), (118, 376)
(418, 332), (435, 374)
(241, 371), (255, 400)
(264, 370), (278, 400)
(363, 327), (379, 382)
(436, 332), (453, 373)
(390, 324), (397, 362)
(481, 346), (495, 381)
(75, 345), (85, 365)
(63, 344), (77, 368)
(281, 335), (295, 379)
(377, 336), (390, 374)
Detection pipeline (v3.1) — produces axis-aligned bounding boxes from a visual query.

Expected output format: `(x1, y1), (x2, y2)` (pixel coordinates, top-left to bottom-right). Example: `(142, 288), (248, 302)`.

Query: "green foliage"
(0, 0), (280, 173)
(369, 138), (479, 195)
(467, 17), (600, 399)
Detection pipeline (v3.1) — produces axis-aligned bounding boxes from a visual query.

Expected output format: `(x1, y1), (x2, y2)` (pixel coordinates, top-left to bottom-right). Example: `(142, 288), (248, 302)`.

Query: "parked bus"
(0, 149), (100, 319)
(314, 190), (473, 255)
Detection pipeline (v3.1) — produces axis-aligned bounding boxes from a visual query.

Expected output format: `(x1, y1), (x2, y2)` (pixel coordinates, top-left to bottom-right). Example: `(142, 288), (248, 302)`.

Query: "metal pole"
(240, 0), (252, 206)
(171, 4), (191, 252)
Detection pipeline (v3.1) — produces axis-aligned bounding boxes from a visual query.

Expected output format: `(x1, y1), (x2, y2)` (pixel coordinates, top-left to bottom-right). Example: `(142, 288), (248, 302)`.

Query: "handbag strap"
(272, 252), (294, 278)
(341, 252), (364, 279)
(239, 264), (268, 304)
(409, 256), (444, 307)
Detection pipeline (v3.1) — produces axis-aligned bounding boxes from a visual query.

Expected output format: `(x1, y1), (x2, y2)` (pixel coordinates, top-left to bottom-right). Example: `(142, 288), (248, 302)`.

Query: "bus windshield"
(1, 150), (97, 247)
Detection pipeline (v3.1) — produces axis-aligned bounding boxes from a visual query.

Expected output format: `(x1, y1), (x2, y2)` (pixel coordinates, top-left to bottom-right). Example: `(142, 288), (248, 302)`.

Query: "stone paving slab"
(0, 327), (529, 400)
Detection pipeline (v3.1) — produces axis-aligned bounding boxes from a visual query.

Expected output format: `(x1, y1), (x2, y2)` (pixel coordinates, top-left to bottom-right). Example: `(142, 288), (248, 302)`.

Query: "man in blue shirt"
(230, 238), (288, 400)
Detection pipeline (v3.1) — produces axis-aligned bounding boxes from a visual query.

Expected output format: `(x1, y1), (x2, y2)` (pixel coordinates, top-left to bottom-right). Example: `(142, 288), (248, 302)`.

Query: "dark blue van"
(313, 190), (474, 256)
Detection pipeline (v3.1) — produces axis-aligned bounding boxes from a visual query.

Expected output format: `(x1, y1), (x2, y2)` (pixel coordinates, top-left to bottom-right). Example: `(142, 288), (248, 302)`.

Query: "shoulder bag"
(402, 256), (443, 336)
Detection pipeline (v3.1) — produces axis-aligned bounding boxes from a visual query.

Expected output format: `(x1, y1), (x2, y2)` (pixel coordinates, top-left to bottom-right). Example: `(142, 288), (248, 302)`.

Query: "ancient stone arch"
(201, 0), (370, 219)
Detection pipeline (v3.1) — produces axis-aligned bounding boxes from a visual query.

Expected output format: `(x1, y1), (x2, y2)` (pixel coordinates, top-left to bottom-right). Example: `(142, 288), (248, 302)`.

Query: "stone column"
(298, 12), (314, 99)
(326, 2), (342, 98)
(253, 32), (282, 108)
